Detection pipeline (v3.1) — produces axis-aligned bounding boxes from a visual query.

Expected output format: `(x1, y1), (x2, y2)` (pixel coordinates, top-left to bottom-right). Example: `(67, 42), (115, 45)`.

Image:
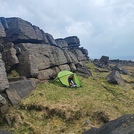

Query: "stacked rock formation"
(0, 17), (89, 111)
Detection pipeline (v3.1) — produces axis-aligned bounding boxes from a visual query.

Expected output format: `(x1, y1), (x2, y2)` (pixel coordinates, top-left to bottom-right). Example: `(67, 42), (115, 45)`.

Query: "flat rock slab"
(6, 79), (35, 105)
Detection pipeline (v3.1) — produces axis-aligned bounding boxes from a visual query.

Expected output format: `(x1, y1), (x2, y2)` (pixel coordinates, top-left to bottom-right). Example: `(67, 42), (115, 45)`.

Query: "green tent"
(55, 70), (82, 87)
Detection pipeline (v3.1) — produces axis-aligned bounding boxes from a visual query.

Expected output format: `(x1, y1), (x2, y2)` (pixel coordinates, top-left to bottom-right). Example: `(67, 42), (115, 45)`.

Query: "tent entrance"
(55, 70), (82, 88)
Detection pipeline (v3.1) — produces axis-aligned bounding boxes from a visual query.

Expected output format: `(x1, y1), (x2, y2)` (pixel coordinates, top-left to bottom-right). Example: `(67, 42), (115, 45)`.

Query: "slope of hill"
(0, 62), (134, 134)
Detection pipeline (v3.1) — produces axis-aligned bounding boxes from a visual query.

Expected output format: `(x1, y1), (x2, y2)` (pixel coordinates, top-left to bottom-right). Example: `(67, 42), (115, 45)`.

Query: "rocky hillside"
(0, 17), (89, 113)
(0, 17), (134, 134)
(0, 62), (134, 134)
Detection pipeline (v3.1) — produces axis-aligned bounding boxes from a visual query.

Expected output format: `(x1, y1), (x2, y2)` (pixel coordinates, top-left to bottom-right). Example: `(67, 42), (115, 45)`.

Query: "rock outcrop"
(0, 17), (90, 111)
(83, 114), (134, 134)
(6, 79), (35, 106)
(93, 56), (110, 69)
(0, 17), (89, 78)
(0, 53), (9, 92)
(106, 71), (125, 86)
(94, 56), (134, 70)
(109, 59), (134, 66)
(112, 64), (130, 75)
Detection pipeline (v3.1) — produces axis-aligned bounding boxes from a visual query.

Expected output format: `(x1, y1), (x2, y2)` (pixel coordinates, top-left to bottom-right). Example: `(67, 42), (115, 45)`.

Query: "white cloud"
(64, 18), (93, 36)
(0, 0), (134, 59)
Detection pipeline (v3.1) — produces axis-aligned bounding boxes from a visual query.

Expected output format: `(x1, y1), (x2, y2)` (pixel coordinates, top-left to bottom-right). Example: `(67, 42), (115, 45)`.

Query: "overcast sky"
(0, 0), (134, 60)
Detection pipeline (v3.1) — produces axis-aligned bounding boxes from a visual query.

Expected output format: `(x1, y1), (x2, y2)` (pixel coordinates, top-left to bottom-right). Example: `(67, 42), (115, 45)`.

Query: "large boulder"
(15, 43), (72, 77)
(65, 36), (80, 48)
(79, 47), (89, 60)
(80, 47), (88, 56)
(106, 71), (125, 86)
(55, 37), (89, 62)
(0, 17), (49, 45)
(0, 53), (9, 92)
(0, 17), (89, 81)
(4, 42), (88, 79)
(99, 56), (109, 68)
(55, 38), (68, 49)
(64, 50), (79, 64)
(45, 33), (57, 46)
(6, 79), (35, 105)
(100, 56), (109, 65)
(94, 56), (110, 69)
(0, 17), (90, 113)
(5, 17), (43, 43)
(76, 67), (92, 78)
(6, 87), (21, 106)
(109, 59), (134, 66)
(112, 64), (130, 75)
(83, 114), (134, 134)
(75, 63), (92, 78)
(64, 49), (87, 66)
(15, 51), (39, 78)
(59, 64), (71, 71)
(70, 49), (87, 61)
(37, 68), (58, 80)
(112, 64), (123, 71)
(2, 42), (19, 73)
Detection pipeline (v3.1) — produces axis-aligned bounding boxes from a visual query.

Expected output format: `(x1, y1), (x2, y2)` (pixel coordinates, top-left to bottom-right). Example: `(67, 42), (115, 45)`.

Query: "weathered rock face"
(106, 71), (125, 86)
(100, 56), (109, 65)
(83, 114), (134, 134)
(79, 47), (89, 60)
(6, 79), (35, 105)
(65, 36), (80, 48)
(109, 59), (134, 66)
(0, 17), (51, 44)
(14, 42), (89, 79)
(2, 42), (19, 73)
(6, 17), (44, 43)
(0, 17), (90, 109)
(14, 43), (73, 78)
(0, 53), (9, 92)
(55, 38), (68, 49)
(112, 64), (130, 75)
(0, 17), (89, 79)
(93, 56), (110, 69)
(45, 33), (57, 46)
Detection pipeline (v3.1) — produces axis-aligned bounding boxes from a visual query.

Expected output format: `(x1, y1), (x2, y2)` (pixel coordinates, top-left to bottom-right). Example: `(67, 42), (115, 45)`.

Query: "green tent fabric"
(55, 70), (82, 87)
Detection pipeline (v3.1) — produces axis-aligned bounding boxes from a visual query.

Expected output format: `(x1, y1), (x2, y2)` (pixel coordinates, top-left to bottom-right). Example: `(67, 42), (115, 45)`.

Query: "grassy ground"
(1, 62), (134, 134)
